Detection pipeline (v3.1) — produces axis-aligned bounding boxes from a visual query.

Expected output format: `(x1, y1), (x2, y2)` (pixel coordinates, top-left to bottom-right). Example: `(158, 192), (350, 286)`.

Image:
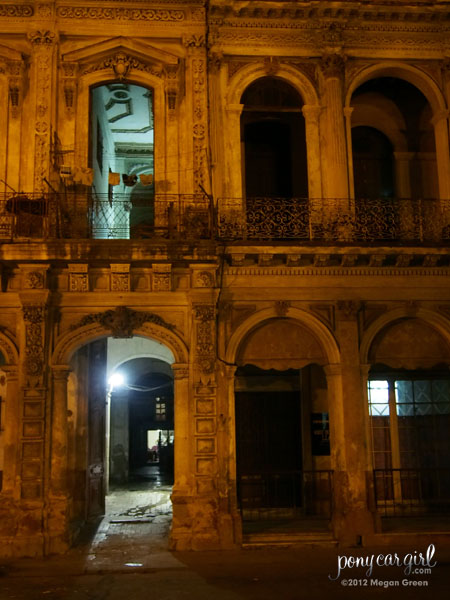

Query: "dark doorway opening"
(235, 366), (303, 528)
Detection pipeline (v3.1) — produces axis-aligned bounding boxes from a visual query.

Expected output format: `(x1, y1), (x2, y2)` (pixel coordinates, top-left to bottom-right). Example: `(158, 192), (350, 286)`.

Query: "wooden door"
(236, 391), (302, 509)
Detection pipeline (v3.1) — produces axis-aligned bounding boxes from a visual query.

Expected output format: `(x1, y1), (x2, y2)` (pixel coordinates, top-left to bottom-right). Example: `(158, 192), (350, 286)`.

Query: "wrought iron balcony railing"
(218, 196), (450, 243)
(0, 192), (449, 244)
(374, 468), (450, 517)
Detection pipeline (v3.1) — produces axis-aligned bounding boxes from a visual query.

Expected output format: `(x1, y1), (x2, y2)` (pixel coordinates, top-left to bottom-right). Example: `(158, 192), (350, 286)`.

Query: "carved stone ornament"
(72, 306), (174, 338)
(152, 264), (171, 291)
(337, 300), (360, 319)
(22, 304), (45, 378)
(83, 53), (162, 80)
(274, 300), (291, 317)
(0, 4), (33, 17)
(25, 271), (44, 289)
(183, 34), (206, 48)
(194, 304), (216, 374)
(195, 271), (214, 288)
(320, 53), (346, 79)
(28, 30), (56, 45)
(194, 304), (215, 322)
(57, 6), (185, 21)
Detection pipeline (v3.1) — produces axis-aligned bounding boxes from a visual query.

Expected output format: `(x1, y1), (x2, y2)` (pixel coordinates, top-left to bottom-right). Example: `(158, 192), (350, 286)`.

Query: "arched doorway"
(67, 335), (175, 529)
(367, 318), (450, 527)
(233, 318), (332, 535)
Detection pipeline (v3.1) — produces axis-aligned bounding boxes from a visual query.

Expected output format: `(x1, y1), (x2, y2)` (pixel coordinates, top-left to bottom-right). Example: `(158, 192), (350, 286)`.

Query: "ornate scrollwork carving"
(320, 53), (346, 79)
(71, 306), (175, 338)
(28, 30), (56, 45)
(22, 304), (45, 378)
(275, 300), (291, 317)
(193, 304), (216, 374)
(0, 4), (33, 17)
(57, 6), (185, 21)
(83, 53), (162, 80)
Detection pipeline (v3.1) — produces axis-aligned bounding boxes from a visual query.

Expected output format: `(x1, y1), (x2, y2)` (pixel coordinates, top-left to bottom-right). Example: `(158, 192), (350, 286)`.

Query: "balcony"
(1, 192), (449, 245)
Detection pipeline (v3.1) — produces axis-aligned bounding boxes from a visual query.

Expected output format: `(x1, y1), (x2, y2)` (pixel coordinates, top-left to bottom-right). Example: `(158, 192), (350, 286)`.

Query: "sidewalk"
(1, 487), (450, 599)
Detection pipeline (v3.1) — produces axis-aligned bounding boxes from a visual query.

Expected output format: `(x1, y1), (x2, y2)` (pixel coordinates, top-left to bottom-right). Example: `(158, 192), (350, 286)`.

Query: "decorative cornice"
(225, 267), (450, 277)
(0, 4), (33, 17)
(71, 306), (175, 338)
(57, 6), (185, 21)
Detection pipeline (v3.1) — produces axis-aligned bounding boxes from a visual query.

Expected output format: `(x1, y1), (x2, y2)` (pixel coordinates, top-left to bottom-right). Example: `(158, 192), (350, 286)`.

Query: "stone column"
(344, 107), (355, 200)
(221, 104), (245, 238)
(431, 110), (450, 201)
(28, 30), (58, 193)
(50, 366), (71, 496)
(0, 366), (19, 496)
(171, 363), (190, 494)
(46, 366), (72, 554)
(394, 152), (415, 241)
(170, 363), (192, 551)
(216, 363), (239, 548)
(331, 302), (375, 545)
(320, 54), (349, 201)
(302, 104), (323, 201)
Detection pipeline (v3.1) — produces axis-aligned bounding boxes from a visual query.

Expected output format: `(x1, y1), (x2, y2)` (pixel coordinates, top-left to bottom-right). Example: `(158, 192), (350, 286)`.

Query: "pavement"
(1, 485), (450, 599)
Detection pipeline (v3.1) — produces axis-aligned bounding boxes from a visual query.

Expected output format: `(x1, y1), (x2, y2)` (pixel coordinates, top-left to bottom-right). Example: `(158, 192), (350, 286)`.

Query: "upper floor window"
(240, 77), (307, 199)
(90, 83), (154, 239)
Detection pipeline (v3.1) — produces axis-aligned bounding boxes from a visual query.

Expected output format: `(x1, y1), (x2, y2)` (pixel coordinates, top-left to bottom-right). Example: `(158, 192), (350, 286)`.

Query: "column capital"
(323, 363), (342, 378)
(224, 364), (237, 379)
(52, 365), (72, 380)
(320, 53), (346, 79)
(172, 363), (189, 380)
(225, 103), (244, 115)
(393, 151), (416, 161)
(343, 106), (354, 119)
(0, 365), (19, 381)
(430, 109), (449, 126)
(302, 104), (322, 124)
(360, 364), (371, 378)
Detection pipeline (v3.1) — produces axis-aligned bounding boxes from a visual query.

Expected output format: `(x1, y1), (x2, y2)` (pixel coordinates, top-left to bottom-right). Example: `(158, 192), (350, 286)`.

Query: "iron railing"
(0, 192), (214, 241)
(217, 197), (450, 243)
(374, 468), (450, 517)
(1, 192), (450, 244)
(238, 469), (333, 521)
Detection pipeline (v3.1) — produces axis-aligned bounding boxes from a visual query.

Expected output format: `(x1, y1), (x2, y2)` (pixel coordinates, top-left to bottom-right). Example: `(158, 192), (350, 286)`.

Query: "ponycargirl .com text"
(329, 543), (437, 581)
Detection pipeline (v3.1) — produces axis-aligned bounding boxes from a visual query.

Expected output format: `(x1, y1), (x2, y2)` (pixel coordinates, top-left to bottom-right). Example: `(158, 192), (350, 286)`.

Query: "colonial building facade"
(0, 0), (450, 556)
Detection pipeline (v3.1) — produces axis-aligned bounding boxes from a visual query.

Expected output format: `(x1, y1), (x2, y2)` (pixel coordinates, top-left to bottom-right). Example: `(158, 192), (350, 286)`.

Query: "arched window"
(241, 77), (307, 199)
(89, 83), (154, 239)
(351, 77), (435, 201)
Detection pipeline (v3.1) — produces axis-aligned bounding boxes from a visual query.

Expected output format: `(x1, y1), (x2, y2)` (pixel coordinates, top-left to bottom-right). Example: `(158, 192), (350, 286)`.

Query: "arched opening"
(367, 319), (450, 528)
(352, 126), (395, 200)
(67, 335), (174, 535)
(89, 83), (154, 239)
(240, 77), (308, 240)
(0, 351), (5, 492)
(234, 319), (332, 535)
(350, 77), (438, 242)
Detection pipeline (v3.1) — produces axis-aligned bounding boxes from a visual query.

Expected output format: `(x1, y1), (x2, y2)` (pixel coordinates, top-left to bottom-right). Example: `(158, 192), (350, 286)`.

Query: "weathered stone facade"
(0, 0), (450, 556)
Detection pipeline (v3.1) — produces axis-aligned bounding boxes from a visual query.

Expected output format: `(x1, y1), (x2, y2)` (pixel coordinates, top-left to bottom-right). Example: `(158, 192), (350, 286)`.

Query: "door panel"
(236, 391), (302, 509)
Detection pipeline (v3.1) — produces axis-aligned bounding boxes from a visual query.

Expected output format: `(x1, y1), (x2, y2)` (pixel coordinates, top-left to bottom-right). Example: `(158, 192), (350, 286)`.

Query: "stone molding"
(71, 306), (175, 338)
